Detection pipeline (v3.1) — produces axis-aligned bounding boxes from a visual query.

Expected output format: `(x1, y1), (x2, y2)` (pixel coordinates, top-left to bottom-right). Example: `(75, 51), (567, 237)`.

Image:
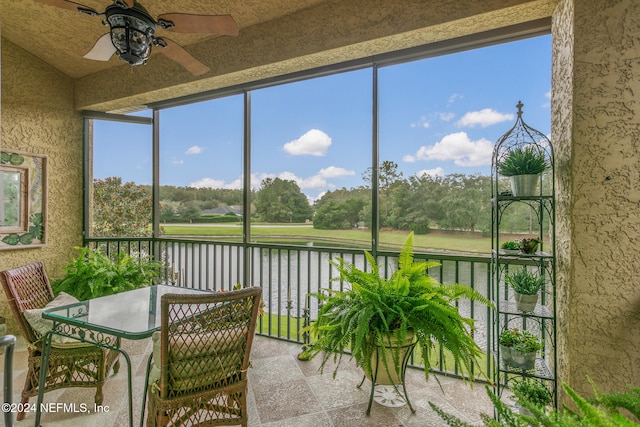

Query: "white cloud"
(318, 166), (355, 178)
(410, 116), (430, 128)
(456, 108), (513, 128)
(415, 167), (445, 178)
(448, 93), (463, 106)
(542, 91), (551, 108)
(189, 172), (270, 190)
(189, 178), (227, 188)
(185, 145), (204, 155)
(190, 166), (351, 193)
(283, 129), (332, 156)
(403, 154), (416, 163)
(278, 171), (328, 190)
(410, 132), (493, 167)
(440, 112), (455, 122)
(171, 159), (184, 165)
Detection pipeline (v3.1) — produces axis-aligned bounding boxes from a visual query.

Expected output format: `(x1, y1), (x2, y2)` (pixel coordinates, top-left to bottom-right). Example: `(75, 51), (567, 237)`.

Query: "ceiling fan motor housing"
(105, 3), (156, 66)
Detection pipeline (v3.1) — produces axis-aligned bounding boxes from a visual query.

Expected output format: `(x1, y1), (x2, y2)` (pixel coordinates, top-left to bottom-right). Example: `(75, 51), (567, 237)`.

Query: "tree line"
(92, 162), (541, 236)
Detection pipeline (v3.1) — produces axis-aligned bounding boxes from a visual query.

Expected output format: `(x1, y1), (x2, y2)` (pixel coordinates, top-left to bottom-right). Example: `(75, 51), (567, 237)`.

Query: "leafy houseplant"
(518, 237), (541, 254)
(303, 232), (493, 390)
(511, 378), (553, 411)
(499, 328), (542, 371)
(52, 246), (161, 301)
(497, 146), (548, 196)
(500, 241), (520, 255)
(505, 267), (545, 312)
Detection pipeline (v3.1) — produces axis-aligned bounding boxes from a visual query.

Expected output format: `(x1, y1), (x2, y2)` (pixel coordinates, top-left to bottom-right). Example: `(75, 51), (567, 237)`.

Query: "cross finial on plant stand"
(516, 100), (524, 117)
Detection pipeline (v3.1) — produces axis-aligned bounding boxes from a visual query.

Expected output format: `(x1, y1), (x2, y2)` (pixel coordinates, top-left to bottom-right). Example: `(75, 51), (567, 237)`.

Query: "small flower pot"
(499, 344), (514, 367)
(509, 349), (537, 370)
(510, 174), (541, 197)
(518, 238), (540, 254)
(500, 249), (521, 256)
(514, 292), (538, 312)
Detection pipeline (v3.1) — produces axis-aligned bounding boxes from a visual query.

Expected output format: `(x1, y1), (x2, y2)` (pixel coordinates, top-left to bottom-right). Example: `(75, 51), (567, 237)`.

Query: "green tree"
(362, 160), (404, 227)
(255, 178), (312, 222)
(92, 177), (151, 237)
(313, 197), (366, 230)
(159, 203), (177, 223)
(176, 201), (201, 222)
(437, 174), (490, 232)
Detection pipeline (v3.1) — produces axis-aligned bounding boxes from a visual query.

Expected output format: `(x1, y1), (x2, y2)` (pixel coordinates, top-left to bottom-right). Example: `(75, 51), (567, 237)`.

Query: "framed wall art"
(0, 150), (47, 250)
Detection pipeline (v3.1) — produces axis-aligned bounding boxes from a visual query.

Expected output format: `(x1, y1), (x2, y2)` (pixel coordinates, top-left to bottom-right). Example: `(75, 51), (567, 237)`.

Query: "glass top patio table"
(42, 284), (212, 339)
(35, 285), (213, 427)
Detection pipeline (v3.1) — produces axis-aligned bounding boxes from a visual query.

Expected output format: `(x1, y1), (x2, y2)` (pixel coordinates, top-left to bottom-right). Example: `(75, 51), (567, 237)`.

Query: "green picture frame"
(0, 150), (47, 250)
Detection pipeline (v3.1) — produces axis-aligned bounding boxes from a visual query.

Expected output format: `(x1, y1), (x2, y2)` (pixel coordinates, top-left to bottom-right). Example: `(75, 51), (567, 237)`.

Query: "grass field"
(161, 223), (492, 254)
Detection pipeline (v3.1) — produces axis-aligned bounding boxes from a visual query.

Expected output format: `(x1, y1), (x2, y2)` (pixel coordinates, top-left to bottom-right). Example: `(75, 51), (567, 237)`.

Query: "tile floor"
(0, 335), (494, 426)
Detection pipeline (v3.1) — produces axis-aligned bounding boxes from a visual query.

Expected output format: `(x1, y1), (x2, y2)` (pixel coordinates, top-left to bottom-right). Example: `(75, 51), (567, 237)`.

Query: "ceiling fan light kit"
(105, 3), (156, 66)
(35, 0), (239, 75)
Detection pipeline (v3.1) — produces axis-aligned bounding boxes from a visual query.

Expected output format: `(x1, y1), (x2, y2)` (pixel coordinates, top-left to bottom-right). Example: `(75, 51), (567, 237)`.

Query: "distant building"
(201, 206), (243, 216)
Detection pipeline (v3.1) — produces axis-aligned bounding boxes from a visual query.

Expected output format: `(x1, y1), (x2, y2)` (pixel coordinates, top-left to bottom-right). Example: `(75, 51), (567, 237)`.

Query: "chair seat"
(143, 286), (262, 427)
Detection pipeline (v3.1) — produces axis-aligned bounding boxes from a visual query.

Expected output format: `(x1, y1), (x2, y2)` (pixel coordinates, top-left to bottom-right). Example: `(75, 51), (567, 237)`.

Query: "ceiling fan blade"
(157, 14), (239, 36)
(156, 38), (210, 76)
(34, 0), (98, 14)
(84, 34), (116, 61)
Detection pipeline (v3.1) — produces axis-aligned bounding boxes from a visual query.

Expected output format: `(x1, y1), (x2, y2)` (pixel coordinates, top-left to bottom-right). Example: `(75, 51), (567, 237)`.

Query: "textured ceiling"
(0, 0), (327, 79)
(1, 0), (555, 112)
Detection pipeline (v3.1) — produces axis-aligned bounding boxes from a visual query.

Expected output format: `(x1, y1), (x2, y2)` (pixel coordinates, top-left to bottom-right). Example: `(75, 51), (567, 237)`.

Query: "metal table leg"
(1, 334), (17, 427)
(34, 331), (53, 427)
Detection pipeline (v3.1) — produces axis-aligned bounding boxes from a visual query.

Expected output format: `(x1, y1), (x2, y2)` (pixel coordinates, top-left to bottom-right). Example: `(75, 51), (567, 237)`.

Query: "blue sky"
(94, 34), (551, 202)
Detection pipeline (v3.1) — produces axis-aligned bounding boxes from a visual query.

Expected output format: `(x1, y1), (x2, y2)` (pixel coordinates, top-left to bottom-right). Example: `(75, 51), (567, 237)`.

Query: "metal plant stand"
(490, 102), (558, 412)
(357, 342), (417, 415)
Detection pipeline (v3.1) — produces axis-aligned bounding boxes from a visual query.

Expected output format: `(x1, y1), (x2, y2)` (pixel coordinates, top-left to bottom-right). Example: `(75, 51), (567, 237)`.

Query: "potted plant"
(303, 233), (492, 406)
(499, 328), (541, 370)
(52, 246), (161, 300)
(504, 267), (545, 312)
(500, 240), (520, 255)
(497, 146), (548, 196)
(518, 237), (541, 254)
(511, 378), (553, 415)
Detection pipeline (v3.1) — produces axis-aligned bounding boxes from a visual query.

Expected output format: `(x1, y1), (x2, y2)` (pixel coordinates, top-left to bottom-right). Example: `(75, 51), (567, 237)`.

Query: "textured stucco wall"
(552, 0), (640, 397)
(0, 39), (84, 334)
(551, 0), (573, 399)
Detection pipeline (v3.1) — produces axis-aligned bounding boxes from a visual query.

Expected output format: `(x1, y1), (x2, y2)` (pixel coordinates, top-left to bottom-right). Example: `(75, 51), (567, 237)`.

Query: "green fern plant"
(302, 232), (493, 385)
(52, 246), (161, 300)
(430, 381), (640, 427)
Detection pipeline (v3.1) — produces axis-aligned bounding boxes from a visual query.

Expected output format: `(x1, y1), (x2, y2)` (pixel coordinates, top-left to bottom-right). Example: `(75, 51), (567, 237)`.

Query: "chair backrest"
(158, 286), (262, 399)
(0, 262), (54, 344)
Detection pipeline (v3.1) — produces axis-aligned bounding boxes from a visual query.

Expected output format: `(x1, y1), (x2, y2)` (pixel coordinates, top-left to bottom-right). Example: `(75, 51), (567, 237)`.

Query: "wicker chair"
(144, 286), (262, 427)
(0, 262), (120, 421)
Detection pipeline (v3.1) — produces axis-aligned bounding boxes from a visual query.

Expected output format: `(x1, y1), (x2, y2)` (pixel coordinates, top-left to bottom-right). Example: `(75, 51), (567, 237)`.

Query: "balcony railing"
(86, 237), (493, 380)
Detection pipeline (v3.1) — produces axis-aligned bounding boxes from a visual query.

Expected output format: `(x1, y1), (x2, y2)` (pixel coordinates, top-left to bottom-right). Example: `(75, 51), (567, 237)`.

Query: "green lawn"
(161, 224), (492, 254)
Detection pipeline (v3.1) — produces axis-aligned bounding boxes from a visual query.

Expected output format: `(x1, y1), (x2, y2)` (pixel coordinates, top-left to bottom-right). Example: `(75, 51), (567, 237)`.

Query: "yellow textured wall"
(0, 39), (84, 333)
(552, 0), (640, 396)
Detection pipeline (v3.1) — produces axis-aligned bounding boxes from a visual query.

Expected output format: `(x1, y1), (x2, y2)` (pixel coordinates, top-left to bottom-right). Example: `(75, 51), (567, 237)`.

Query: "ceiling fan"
(35, 0), (239, 75)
